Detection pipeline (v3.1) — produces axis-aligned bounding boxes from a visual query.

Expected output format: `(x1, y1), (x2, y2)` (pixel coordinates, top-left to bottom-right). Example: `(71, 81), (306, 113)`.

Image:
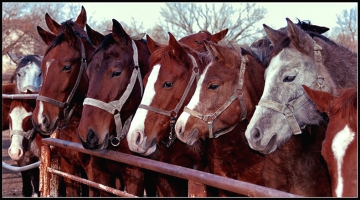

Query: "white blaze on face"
(37, 101), (44, 125)
(8, 106), (32, 160)
(176, 64), (209, 126)
(331, 124), (355, 197)
(45, 59), (53, 78)
(127, 64), (161, 138)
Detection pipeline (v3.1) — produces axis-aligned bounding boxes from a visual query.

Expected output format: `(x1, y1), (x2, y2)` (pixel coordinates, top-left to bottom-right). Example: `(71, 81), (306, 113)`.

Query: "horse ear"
(112, 19), (131, 46)
(263, 24), (285, 45)
(63, 24), (78, 47)
(204, 40), (224, 62)
(210, 28), (228, 43)
(286, 18), (313, 53)
(7, 52), (23, 65)
(75, 6), (87, 29)
(168, 32), (188, 62)
(302, 85), (334, 114)
(37, 26), (56, 45)
(86, 24), (104, 47)
(146, 34), (160, 53)
(45, 13), (61, 35)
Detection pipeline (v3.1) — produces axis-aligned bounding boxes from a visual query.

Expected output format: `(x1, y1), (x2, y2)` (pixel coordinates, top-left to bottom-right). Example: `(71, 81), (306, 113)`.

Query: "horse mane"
(10, 55), (42, 83)
(44, 20), (89, 56)
(331, 87), (357, 131)
(148, 42), (204, 70)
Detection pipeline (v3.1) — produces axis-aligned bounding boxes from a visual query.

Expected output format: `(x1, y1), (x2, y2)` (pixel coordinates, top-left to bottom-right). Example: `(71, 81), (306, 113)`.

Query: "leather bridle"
(36, 40), (87, 130)
(82, 40), (143, 146)
(138, 54), (199, 148)
(184, 55), (248, 138)
(257, 41), (325, 135)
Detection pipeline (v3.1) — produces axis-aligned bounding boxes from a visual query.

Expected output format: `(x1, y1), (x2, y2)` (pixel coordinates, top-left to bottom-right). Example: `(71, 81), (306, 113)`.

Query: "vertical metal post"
(49, 146), (60, 197)
(188, 180), (207, 197)
(40, 143), (51, 197)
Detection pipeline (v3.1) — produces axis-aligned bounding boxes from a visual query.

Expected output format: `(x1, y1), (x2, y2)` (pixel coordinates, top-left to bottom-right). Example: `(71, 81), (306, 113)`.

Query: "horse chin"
(185, 129), (198, 145)
(143, 144), (156, 156)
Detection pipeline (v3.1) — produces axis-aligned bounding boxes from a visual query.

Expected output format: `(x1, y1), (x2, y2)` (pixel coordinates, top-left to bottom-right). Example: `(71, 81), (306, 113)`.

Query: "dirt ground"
(2, 68), (24, 197)
(2, 129), (24, 197)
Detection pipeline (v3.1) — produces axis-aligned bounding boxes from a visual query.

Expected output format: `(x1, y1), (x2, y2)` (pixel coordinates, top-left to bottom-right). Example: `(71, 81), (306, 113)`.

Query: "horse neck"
(314, 37), (357, 91)
(135, 40), (151, 77)
(243, 54), (266, 120)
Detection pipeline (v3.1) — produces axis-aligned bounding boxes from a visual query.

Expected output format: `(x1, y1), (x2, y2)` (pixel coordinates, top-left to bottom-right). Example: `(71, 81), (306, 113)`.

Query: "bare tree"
(158, 3), (267, 44)
(2, 3), (85, 56)
(331, 6), (358, 52)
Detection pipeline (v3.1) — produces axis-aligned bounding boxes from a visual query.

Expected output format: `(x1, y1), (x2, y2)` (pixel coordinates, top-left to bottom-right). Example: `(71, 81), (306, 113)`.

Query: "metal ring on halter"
(110, 137), (121, 146)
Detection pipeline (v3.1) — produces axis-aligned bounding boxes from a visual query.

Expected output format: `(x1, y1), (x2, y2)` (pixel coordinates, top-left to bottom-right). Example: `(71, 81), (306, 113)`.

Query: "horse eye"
(194, 40), (202, 45)
(208, 84), (219, 90)
(283, 76), (296, 82)
(163, 82), (173, 88)
(17, 73), (21, 77)
(38, 72), (42, 77)
(62, 65), (71, 71)
(111, 71), (122, 78)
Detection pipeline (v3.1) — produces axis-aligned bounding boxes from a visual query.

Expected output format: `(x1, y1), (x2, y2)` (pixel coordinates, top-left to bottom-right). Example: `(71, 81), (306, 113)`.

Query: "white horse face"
(16, 62), (42, 93)
(245, 47), (322, 154)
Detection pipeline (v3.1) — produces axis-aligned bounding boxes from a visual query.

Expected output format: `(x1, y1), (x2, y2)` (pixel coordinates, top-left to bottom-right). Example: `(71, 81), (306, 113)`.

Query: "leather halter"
(258, 41), (325, 135)
(138, 54), (199, 148)
(83, 40), (143, 146)
(184, 55), (248, 138)
(36, 41), (87, 130)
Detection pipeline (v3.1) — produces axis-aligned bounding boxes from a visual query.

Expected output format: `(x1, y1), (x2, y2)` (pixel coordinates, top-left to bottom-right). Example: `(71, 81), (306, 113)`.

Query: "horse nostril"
(41, 115), (48, 125)
(135, 131), (143, 146)
(252, 128), (262, 140)
(87, 129), (99, 146)
(175, 122), (183, 137)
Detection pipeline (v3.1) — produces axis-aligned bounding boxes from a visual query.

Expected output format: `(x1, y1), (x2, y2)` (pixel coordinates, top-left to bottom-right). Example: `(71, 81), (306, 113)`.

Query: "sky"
(79, 2), (357, 35)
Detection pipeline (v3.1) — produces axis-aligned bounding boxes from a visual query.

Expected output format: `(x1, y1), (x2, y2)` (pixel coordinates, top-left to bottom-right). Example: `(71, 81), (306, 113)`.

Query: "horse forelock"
(15, 55), (42, 71)
(331, 88), (358, 131)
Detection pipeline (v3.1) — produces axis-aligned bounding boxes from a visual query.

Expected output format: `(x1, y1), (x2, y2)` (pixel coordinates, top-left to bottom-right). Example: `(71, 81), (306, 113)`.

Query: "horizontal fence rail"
(41, 138), (302, 197)
(2, 161), (40, 172)
(2, 93), (38, 99)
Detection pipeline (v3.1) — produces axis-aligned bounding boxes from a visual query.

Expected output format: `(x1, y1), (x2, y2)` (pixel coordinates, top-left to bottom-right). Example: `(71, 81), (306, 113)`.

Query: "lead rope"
(184, 55), (248, 138)
(258, 41), (325, 135)
(138, 53), (199, 147)
(83, 40), (142, 146)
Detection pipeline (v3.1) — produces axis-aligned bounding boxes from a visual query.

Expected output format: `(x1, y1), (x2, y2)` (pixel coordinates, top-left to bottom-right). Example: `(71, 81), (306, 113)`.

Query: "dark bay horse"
(245, 18), (357, 154)
(31, 7), (108, 196)
(77, 19), (150, 196)
(175, 20), (333, 196)
(303, 85), (357, 197)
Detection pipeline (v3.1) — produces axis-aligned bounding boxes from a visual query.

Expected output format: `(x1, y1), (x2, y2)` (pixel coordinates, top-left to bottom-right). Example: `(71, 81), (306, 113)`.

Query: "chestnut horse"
(175, 20), (333, 196)
(32, 7), (109, 196)
(126, 32), (213, 196)
(303, 85), (357, 197)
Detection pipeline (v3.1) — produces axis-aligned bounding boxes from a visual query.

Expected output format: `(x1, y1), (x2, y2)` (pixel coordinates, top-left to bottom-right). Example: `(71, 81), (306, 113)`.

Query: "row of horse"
(2, 5), (357, 197)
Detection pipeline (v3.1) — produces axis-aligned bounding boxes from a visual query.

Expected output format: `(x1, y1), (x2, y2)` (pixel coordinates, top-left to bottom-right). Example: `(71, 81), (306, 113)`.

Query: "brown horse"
(303, 85), (358, 197)
(178, 29), (228, 52)
(175, 20), (333, 196)
(125, 32), (213, 196)
(31, 7), (108, 196)
(76, 19), (150, 196)
(3, 83), (42, 197)
(175, 42), (266, 196)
